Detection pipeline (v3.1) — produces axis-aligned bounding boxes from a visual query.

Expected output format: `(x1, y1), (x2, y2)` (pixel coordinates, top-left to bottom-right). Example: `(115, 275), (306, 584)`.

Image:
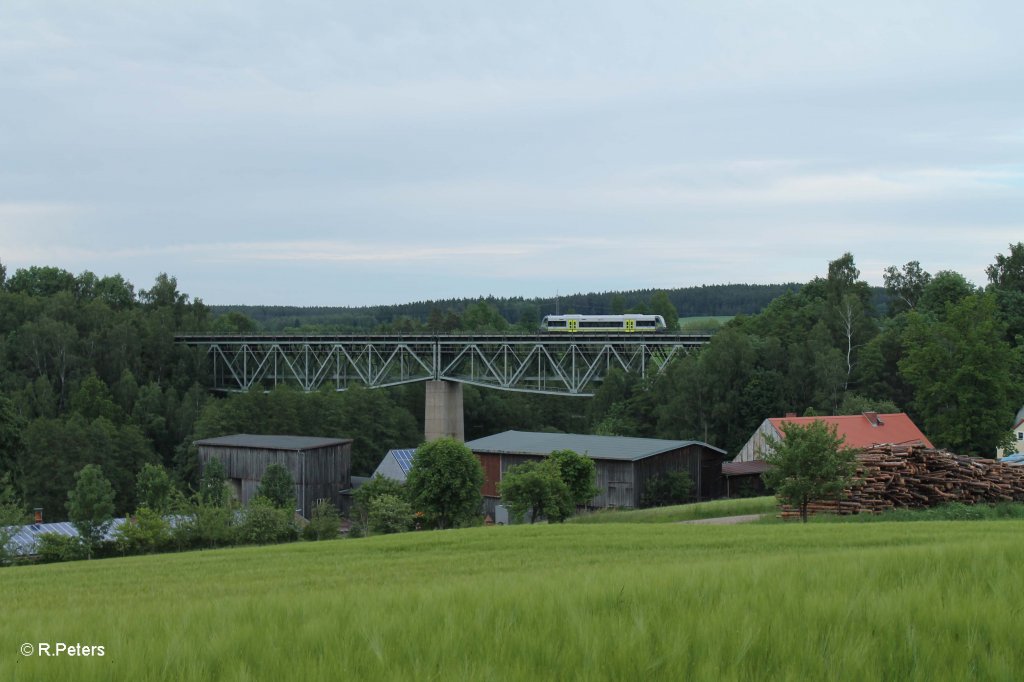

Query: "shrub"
(35, 533), (88, 563)
(175, 503), (236, 549)
(114, 507), (172, 555)
(306, 499), (341, 541)
(257, 463), (296, 510)
(352, 475), (407, 529)
(367, 494), (414, 535)
(236, 496), (298, 545)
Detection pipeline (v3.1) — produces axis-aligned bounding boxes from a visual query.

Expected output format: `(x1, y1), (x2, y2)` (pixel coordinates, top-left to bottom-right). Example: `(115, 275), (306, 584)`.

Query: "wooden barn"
(194, 434), (352, 518)
(466, 431), (726, 516)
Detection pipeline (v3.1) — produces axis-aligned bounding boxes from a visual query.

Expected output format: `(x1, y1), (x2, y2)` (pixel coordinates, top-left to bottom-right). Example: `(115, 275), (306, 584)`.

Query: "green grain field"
(4, 520), (1022, 681)
(568, 496), (777, 523)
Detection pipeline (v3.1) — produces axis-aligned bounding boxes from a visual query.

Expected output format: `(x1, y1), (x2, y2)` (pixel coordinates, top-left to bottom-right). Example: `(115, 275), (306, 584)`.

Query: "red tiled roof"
(723, 460), (770, 476)
(767, 413), (933, 449)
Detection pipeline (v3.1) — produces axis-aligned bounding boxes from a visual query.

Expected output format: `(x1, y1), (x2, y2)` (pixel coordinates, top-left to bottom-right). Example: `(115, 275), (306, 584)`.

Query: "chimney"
(863, 412), (879, 426)
(785, 412), (797, 418)
(33, 508), (43, 524)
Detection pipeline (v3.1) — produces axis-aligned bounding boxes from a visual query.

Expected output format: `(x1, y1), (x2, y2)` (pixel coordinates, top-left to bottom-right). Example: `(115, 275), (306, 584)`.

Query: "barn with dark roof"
(195, 434), (352, 518)
(466, 430), (726, 515)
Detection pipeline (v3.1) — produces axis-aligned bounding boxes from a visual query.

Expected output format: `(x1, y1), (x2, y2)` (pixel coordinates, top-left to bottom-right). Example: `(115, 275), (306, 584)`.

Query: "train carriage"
(540, 314), (667, 333)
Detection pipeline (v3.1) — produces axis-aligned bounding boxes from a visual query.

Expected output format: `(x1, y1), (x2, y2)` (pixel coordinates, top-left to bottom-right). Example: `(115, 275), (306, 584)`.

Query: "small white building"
(996, 406), (1024, 459)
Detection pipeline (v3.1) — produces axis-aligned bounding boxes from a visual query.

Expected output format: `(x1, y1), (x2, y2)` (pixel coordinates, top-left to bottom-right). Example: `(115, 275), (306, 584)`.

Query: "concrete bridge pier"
(424, 380), (464, 442)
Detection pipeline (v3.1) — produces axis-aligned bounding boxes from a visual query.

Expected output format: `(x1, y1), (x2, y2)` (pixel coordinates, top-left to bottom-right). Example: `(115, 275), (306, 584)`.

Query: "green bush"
(174, 503), (236, 549)
(35, 533), (89, 563)
(367, 494), (414, 535)
(257, 463), (296, 510)
(236, 497), (298, 545)
(114, 507), (172, 555)
(306, 499), (341, 541)
(352, 475), (407, 529)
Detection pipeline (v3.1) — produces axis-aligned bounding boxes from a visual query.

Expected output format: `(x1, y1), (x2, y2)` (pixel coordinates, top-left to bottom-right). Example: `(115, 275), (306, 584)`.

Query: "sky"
(1, 2), (1022, 307)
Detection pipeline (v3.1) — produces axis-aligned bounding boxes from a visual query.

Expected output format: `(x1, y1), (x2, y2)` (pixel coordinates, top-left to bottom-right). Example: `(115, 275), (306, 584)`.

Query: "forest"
(0, 245), (1022, 522)
(210, 282), (810, 333)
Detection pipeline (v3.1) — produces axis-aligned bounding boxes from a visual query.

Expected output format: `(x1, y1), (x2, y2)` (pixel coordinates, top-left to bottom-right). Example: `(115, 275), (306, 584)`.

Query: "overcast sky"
(1, 2), (1022, 307)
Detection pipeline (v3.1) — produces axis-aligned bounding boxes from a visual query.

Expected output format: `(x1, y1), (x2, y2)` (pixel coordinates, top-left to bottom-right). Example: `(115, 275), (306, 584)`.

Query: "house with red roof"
(734, 412), (933, 464)
(722, 412), (933, 496)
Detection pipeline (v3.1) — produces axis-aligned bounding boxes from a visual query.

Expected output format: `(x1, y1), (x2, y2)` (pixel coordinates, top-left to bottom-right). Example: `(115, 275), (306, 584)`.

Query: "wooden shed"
(195, 434), (352, 518)
(467, 431), (726, 516)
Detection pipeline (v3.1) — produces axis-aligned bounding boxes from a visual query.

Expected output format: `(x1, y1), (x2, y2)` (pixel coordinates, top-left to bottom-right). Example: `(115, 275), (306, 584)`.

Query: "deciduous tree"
(257, 463), (296, 511)
(499, 460), (572, 524)
(762, 421), (858, 523)
(0, 474), (27, 565)
(547, 449), (599, 508)
(899, 293), (1023, 455)
(406, 438), (483, 529)
(66, 464), (116, 557)
(199, 457), (230, 507)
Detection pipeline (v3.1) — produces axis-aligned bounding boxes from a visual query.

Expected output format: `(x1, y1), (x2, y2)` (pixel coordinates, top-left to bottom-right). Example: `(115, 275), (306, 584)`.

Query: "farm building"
(195, 434), (352, 518)
(724, 412), (933, 496)
(721, 460), (771, 498)
(733, 412), (933, 463)
(996, 405), (1024, 459)
(370, 448), (416, 483)
(465, 430), (726, 516)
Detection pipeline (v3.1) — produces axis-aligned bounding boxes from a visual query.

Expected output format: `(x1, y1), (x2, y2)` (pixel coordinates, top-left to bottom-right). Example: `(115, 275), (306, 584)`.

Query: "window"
(1018, 432), (1023, 441)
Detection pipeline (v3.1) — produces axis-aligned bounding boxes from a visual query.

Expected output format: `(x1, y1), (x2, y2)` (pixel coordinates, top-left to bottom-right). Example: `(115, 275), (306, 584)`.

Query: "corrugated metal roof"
(4, 519), (124, 556)
(4, 515), (193, 557)
(194, 434), (352, 451)
(465, 430), (725, 461)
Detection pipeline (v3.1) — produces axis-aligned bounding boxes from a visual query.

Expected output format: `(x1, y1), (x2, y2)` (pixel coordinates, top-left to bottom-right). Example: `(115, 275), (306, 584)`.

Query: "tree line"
(591, 247), (1024, 457)
(1, 245), (1022, 529)
(211, 283), (811, 333)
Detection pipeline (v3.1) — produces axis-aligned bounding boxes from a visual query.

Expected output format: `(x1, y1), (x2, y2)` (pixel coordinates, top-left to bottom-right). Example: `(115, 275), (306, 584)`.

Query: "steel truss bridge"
(175, 333), (712, 397)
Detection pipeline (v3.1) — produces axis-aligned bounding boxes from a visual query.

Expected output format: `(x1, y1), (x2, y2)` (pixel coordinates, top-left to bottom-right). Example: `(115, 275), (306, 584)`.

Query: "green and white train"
(540, 314), (667, 333)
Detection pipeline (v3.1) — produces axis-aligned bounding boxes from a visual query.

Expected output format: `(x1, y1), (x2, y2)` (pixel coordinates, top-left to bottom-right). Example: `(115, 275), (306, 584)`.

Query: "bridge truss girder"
(179, 334), (710, 397)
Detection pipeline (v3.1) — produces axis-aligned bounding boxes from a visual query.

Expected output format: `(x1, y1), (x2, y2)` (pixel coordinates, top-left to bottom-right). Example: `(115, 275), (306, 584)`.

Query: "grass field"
(4, 518), (1024, 681)
(568, 496), (777, 523)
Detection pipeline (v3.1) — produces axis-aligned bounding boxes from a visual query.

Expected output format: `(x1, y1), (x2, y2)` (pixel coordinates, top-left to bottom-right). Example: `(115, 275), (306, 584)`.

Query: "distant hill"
(210, 283), (806, 332)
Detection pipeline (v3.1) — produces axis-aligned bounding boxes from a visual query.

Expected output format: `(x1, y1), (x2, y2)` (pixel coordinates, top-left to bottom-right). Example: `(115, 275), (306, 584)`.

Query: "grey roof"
(194, 434), (351, 451)
(4, 519), (124, 557)
(5, 515), (194, 557)
(465, 430), (725, 462)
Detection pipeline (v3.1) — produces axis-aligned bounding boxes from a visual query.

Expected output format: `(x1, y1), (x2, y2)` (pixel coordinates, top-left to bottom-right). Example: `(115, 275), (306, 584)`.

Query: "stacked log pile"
(779, 443), (1024, 518)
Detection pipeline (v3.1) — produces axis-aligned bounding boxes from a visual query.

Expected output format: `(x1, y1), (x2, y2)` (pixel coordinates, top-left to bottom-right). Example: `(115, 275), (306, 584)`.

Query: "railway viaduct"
(176, 333), (712, 441)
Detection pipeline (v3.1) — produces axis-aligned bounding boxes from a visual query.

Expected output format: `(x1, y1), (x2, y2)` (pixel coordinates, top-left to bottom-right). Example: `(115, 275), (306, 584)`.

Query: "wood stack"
(778, 443), (1024, 518)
